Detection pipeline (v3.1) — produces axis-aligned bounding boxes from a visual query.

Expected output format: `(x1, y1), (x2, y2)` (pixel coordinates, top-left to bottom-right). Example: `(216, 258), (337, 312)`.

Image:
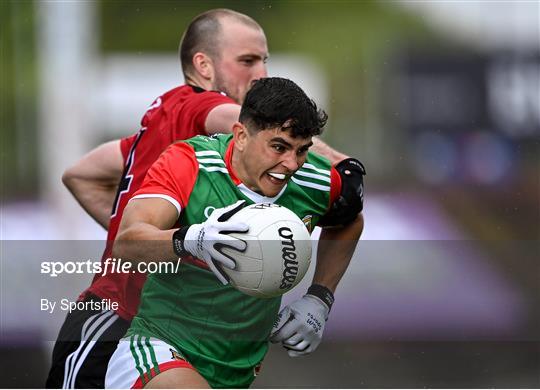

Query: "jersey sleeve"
(131, 142), (199, 216)
(178, 91), (235, 135)
(328, 166), (342, 208)
(119, 134), (138, 162)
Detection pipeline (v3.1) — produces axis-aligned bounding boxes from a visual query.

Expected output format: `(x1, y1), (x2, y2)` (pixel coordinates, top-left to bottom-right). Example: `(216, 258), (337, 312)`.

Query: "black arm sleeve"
(318, 158), (365, 227)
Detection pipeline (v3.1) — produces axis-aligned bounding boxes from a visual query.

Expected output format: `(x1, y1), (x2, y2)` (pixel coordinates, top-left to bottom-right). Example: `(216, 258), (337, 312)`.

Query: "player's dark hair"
(239, 77), (328, 138)
(180, 9), (262, 78)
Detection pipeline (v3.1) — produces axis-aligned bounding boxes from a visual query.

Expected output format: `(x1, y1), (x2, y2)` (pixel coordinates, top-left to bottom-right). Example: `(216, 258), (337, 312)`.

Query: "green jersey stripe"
(291, 176), (330, 191)
(198, 165), (229, 174)
(196, 158), (226, 165)
(301, 163), (331, 176)
(294, 169), (331, 183)
(195, 150), (221, 157)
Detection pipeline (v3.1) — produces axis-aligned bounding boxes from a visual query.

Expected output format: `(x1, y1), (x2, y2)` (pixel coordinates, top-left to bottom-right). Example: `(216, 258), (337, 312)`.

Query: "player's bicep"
(120, 197), (179, 232)
(205, 103), (240, 134)
(93, 140), (124, 179)
(64, 140), (123, 183)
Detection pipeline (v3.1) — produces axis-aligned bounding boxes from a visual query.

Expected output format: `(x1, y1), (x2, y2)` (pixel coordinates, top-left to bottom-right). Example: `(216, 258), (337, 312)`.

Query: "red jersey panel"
(81, 85), (234, 320)
(131, 142), (199, 212)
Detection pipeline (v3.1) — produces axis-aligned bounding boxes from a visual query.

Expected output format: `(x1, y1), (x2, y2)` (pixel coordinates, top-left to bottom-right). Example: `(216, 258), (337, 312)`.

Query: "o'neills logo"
(278, 227), (299, 290)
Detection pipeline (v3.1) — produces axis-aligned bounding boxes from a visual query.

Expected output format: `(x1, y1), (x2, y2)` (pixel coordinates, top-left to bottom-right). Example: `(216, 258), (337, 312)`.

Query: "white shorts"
(105, 334), (195, 389)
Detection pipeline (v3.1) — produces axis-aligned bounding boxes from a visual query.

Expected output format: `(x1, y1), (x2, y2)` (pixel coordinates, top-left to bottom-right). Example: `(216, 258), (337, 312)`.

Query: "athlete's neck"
(184, 74), (213, 92)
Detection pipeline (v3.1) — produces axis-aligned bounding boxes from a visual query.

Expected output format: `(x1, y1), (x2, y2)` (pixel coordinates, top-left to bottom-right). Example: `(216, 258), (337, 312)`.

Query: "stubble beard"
(214, 71), (241, 104)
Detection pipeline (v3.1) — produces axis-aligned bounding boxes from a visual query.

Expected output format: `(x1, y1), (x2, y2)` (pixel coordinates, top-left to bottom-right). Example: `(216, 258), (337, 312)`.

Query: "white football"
(220, 203), (312, 298)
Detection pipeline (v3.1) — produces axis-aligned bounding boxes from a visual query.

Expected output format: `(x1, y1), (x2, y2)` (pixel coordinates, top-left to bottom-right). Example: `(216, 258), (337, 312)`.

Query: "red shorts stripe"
(131, 360), (195, 389)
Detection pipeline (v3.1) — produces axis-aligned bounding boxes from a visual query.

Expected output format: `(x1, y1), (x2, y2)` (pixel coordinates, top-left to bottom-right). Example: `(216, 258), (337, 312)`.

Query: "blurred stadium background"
(1, 1), (539, 387)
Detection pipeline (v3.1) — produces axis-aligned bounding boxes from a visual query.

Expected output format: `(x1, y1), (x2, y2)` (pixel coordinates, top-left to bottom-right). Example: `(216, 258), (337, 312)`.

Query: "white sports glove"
(269, 294), (330, 357)
(172, 200), (248, 284)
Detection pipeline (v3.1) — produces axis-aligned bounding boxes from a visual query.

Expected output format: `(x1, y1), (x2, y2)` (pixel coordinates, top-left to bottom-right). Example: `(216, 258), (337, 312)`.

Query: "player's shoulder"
(144, 85), (230, 114)
(183, 133), (232, 153)
(304, 150), (332, 171)
(286, 151), (333, 197)
(156, 141), (197, 164)
(160, 85), (201, 105)
(154, 85), (223, 107)
(168, 85), (233, 103)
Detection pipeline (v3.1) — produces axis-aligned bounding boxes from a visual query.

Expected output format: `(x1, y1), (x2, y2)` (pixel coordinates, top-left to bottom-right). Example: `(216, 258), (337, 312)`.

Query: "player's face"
(213, 22), (268, 104)
(236, 126), (313, 198)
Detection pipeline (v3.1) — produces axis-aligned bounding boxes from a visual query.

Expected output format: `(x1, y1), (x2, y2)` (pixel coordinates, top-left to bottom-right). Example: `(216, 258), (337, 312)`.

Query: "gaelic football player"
(105, 77), (364, 388)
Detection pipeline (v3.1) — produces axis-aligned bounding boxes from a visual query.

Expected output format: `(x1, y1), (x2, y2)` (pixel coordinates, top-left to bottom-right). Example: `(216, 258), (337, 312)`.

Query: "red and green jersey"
(82, 85), (234, 320)
(128, 134), (341, 387)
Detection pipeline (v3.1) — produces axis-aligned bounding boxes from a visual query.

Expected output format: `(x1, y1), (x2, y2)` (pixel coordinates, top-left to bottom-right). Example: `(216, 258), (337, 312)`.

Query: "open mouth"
(266, 172), (288, 185)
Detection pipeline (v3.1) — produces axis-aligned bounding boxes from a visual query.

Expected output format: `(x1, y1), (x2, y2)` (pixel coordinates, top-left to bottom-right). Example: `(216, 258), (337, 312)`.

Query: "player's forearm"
(62, 174), (117, 230)
(62, 140), (124, 229)
(311, 137), (348, 165)
(313, 213), (364, 293)
(113, 223), (177, 264)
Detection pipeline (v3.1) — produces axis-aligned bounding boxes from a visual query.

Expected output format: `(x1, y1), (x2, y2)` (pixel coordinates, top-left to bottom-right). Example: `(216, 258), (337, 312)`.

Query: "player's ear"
(192, 52), (214, 81)
(233, 122), (248, 151)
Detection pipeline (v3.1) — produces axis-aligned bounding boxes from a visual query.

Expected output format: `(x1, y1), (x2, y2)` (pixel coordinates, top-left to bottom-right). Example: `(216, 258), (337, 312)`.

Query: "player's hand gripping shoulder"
(270, 284), (334, 357)
(319, 158), (366, 227)
(172, 200), (248, 285)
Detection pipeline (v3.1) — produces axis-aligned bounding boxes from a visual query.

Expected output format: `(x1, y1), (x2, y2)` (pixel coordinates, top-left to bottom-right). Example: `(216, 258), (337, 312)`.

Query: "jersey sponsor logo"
(278, 227), (299, 290)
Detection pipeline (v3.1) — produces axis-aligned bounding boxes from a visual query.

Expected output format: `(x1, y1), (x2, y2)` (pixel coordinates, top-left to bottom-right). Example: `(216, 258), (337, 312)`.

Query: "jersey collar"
(225, 140), (241, 185)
